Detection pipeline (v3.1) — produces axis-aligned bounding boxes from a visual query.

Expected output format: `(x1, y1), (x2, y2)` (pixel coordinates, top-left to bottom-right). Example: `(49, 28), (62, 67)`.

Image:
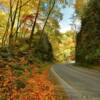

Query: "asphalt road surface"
(52, 64), (100, 100)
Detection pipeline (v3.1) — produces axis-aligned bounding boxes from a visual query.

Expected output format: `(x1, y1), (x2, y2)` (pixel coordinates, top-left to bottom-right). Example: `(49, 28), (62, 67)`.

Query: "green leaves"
(76, 0), (100, 65)
(15, 79), (26, 89)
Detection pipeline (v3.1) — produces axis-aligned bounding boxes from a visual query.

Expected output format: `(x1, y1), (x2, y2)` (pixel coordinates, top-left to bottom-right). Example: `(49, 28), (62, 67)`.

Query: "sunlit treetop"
(75, 0), (89, 16)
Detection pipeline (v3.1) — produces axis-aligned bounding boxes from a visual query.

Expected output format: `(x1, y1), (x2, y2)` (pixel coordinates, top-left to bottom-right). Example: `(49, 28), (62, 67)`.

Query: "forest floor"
(0, 47), (68, 100)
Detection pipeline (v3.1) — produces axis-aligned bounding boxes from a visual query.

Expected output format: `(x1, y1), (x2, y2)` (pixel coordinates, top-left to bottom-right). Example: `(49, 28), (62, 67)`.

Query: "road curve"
(52, 64), (100, 100)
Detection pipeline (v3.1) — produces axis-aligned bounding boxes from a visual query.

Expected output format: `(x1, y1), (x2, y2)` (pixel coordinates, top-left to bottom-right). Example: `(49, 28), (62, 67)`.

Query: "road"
(52, 64), (100, 100)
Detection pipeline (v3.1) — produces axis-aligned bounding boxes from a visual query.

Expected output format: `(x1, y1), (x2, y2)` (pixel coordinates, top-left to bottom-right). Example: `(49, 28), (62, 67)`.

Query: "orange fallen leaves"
(0, 61), (56, 100)
(33, 74), (55, 100)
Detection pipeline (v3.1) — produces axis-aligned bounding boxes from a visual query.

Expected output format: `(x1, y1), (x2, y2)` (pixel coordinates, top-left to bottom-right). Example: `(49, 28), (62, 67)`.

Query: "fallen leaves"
(33, 74), (55, 100)
(0, 56), (56, 100)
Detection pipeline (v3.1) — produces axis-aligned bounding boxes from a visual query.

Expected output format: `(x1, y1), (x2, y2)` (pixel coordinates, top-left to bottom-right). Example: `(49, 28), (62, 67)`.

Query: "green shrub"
(15, 80), (26, 89)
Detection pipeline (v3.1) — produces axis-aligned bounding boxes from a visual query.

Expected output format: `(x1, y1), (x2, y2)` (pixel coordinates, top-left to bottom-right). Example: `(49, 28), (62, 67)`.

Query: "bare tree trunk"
(2, 0), (31, 47)
(29, 0), (41, 46)
(14, 0), (22, 41)
(39, 0), (56, 41)
(9, 0), (19, 46)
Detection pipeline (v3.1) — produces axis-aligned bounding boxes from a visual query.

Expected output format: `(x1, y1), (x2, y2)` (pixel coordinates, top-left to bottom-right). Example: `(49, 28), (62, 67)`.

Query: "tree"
(1, 0), (32, 46)
(29, 0), (41, 46)
(76, 0), (100, 65)
(0, 0), (70, 48)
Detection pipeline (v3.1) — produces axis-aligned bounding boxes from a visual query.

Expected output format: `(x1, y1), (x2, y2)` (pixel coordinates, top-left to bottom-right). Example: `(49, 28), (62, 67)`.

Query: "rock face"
(76, 0), (100, 65)
(33, 31), (54, 61)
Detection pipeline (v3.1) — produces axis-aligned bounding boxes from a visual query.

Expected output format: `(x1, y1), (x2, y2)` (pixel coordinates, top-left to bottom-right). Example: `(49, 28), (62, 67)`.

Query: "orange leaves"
(0, 54), (56, 100)
(32, 70), (55, 100)
(18, 66), (56, 100)
(75, 0), (84, 10)
(19, 57), (28, 65)
(27, 78), (35, 85)
(14, 69), (56, 100)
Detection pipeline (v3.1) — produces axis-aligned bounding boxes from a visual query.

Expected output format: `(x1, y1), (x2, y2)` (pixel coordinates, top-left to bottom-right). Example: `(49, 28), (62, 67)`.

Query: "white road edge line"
(51, 67), (82, 100)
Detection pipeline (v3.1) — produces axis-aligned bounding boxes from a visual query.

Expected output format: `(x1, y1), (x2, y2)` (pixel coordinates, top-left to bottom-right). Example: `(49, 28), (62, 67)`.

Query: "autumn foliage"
(0, 56), (56, 100)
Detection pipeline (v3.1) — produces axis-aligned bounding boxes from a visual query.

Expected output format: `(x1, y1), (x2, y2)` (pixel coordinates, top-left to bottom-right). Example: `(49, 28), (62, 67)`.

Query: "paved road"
(52, 64), (100, 100)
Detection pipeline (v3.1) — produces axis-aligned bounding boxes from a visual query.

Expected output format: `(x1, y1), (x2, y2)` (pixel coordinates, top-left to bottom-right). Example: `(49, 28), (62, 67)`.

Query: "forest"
(0, 0), (100, 99)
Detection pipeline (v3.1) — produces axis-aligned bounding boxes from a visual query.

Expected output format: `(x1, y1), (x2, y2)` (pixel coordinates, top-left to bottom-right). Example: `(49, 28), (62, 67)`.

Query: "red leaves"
(22, 14), (34, 23)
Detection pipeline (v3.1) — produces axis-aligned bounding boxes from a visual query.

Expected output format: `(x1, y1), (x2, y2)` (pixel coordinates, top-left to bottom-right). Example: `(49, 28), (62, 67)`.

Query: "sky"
(59, 6), (75, 32)
(59, 0), (81, 33)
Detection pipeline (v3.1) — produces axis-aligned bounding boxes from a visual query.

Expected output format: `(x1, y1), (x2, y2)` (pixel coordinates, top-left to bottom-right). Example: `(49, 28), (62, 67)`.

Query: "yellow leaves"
(19, 57), (27, 64)
(0, 3), (9, 37)
(0, 0), (10, 8)
(75, 0), (84, 9)
(0, 10), (7, 28)
(21, 0), (38, 12)
(75, 0), (87, 15)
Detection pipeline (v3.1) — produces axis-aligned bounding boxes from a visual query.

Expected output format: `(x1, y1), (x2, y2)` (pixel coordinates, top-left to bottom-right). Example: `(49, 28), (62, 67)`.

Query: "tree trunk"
(14, 0), (22, 41)
(29, 0), (41, 46)
(39, 0), (56, 41)
(9, 0), (19, 46)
